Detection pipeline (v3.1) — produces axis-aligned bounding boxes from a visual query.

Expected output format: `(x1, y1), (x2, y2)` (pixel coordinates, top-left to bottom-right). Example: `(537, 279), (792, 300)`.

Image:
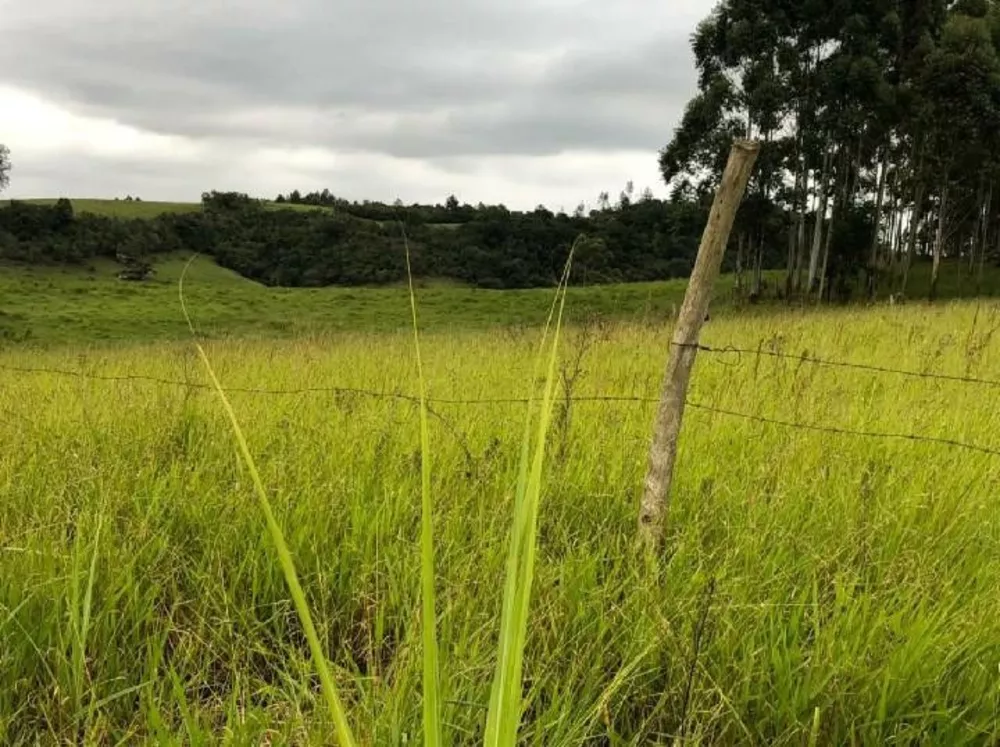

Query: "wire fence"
(2, 339), (999, 459)
(672, 341), (1000, 388)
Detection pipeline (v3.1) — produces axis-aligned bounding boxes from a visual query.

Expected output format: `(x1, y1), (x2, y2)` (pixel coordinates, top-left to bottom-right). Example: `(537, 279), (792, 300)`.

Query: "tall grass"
(484, 258), (572, 746)
(173, 237), (575, 745)
(178, 257), (357, 745)
(403, 229), (443, 745)
(1, 301), (999, 742)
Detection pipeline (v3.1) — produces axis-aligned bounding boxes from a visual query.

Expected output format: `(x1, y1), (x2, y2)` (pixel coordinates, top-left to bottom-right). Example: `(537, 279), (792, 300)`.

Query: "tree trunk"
(930, 183), (948, 301)
(976, 181), (991, 284)
(818, 153), (851, 303)
(794, 169), (810, 294)
(736, 232), (745, 295)
(980, 182), (995, 293)
(640, 141), (760, 548)
(868, 151), (889, 299)
(818, 199), (836, 303)
(785, 219), (796, 299)
(963, 177), (986, 290)
(753, 230), (764, 297)
(889, 169), (905, 276)
(902, 177), (926, 297)
(786, 164), (803, 297)
(808, 150), (832, 291)
(987, 200), (1000, 294)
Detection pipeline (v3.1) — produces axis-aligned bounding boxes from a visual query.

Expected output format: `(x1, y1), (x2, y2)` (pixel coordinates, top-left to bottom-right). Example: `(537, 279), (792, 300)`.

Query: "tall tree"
(0, 145), (10, 195)
(916, 5), (1000, 298)
(662, 0), (1000, 302)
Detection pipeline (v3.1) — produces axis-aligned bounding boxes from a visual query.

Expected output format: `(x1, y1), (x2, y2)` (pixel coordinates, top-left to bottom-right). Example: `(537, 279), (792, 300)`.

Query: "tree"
(916, 8), (1000, 298)
(0, 145), (10, 194)
(659, 0), (1000, 303)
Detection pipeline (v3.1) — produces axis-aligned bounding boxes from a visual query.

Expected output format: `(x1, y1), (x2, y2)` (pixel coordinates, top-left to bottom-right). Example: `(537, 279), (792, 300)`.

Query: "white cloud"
(0, 0), (715, 207)
(2, 86), (669, 207)
(0, 86), (204, 162)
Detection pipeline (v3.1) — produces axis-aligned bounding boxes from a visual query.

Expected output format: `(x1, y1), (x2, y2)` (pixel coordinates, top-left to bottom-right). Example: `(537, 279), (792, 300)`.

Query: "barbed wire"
(0, 362), (652, 405)
(6, 337), (997, 398)
(2, 361), (999, 458)
(684, 401), (1000, 457)
(674, 341), (1000, 388)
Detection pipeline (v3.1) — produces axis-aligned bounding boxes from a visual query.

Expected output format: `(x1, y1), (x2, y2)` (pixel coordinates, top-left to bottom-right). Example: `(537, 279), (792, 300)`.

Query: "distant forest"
(0, 189), (791, 290)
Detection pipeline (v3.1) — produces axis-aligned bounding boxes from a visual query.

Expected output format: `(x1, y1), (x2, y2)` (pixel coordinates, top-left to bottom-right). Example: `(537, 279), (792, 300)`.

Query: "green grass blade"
(400, 225), (442, 746)
(80, 515), (102, 725)
(71, 514), (102, 733)
(808, 707), (821, 747)
(485, 249), (575, 747)
(484, 268), (563, 747)
(178, 256), (358, 747)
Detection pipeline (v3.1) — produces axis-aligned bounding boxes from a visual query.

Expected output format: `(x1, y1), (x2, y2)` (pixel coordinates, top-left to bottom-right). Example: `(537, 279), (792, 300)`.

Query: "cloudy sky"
(1, 0), (712, 210)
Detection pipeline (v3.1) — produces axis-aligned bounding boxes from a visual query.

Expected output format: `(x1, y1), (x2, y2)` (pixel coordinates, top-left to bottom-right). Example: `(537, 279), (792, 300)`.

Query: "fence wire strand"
(2, 352), (999, 459)
(674, 341), (1000, 388)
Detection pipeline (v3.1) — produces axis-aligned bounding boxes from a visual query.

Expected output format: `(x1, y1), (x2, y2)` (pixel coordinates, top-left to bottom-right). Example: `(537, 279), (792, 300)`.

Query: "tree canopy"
(1, 190), (769, 289)
(0, 145), (10, 195)
(661, 0), (1000, 299)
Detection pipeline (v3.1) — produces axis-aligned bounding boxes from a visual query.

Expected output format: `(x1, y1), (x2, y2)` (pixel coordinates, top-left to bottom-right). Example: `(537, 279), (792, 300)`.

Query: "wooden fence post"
(639, 140), (760, 548)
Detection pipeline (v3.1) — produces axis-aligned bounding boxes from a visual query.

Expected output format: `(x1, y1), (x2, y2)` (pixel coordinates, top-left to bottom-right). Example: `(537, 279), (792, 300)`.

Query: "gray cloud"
(1, 0), (713, 203)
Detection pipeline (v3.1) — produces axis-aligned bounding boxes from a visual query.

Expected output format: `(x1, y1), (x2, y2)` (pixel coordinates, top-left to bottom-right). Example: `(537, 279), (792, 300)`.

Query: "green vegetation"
(3, 254), (998, 347)
(0, 254), (755, 345)
(2, 294), (999, 743)
(0, 190), (720, 290)
(664, 0), (1000, 302)
(2, 198), (202, 219)
(2, 198), (323, 219)
(6, 1), (1000, 741)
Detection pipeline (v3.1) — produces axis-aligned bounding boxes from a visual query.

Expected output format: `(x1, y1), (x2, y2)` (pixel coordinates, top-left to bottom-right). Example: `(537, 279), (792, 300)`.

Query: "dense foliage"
(0, 191), (787, 289)
(0, 145), (10, 195)
(662, 0), (1000, 300)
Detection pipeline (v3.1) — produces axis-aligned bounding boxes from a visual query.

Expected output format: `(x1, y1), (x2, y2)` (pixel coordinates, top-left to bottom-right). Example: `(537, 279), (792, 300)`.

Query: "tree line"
(0, 185), (791, 289)
(663, 0), (1000, 300)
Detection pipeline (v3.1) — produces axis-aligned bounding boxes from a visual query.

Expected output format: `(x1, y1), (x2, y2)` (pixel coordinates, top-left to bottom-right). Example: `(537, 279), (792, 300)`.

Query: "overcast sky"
(1, 0), (713, 210)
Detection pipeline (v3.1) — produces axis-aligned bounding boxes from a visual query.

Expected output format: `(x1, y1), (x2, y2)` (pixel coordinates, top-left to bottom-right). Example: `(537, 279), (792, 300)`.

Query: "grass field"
(0, 255), (763, 346)
(2, 255), (1000, 743)
(2, 253), (999, 347)
(2, 198), (326, 219)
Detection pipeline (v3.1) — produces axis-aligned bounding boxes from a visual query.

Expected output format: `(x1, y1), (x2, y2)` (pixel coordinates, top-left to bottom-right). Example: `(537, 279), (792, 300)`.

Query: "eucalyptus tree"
(915, 3), (1000, 298)
(0, 145), (10, 194)
(662, 0), (1000, 301)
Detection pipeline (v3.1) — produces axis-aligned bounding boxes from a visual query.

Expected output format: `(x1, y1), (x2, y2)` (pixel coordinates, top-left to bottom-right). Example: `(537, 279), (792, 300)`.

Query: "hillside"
(2, 197), (326, 218)
(0, 253), (739, 345)
(2, 252), (998, 346)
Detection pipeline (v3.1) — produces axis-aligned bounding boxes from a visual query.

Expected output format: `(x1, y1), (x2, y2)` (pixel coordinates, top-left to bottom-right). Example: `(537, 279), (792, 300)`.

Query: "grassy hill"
(0, 253), (743, 345)
(3, 197), (327, 218)
(2, 252), (998, 346)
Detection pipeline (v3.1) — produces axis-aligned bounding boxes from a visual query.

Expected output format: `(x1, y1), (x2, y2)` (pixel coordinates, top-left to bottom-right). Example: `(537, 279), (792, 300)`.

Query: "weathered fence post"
(639, 140), (760, 548)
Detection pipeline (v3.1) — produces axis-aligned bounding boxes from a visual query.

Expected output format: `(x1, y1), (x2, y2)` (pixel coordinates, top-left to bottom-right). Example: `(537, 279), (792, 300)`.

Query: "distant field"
(0, 251), (997, 347)
(0, 253), (769, 345)
(2, 198), (326, 218)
